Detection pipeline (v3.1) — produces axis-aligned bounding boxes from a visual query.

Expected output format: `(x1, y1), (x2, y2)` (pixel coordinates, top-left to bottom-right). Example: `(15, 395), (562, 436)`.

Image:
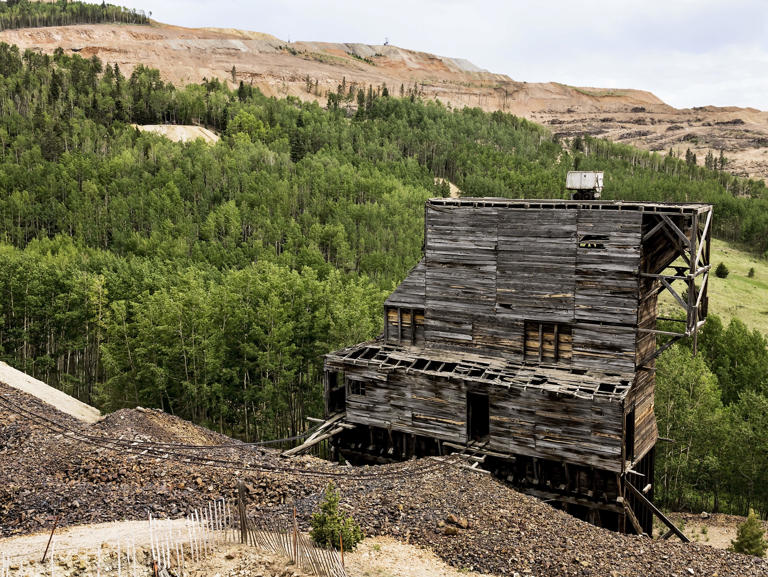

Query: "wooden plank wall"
(489, 386), (624, 471)
(424, 207), (498, 350)
(385, 260), (426, 308)
(341, 363), (624, 471)
(571, 211), (641, 374)
(629, 367), (658, 462)
(496, 210), (577, 323)
(420, 205), (642, 373)
(627, 214), (667, 463)
(344, 368), (468, 443)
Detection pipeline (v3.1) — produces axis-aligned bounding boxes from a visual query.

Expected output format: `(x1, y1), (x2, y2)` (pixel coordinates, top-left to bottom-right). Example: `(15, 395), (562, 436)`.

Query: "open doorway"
(325, 371), (346, 415)
(467, 391), (490, 442)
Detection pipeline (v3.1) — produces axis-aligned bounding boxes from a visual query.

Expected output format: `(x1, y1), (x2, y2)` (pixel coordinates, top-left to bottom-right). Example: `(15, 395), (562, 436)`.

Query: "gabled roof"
(326, 340), (633, 402)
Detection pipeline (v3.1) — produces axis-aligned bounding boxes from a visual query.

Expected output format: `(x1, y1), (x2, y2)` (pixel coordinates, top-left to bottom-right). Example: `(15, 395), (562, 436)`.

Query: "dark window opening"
(411, 358), (429, 370)
(625, 407), (636, 462)
(524, 321), (572, 363)
(359, 347), (378, 360)
(598, 382), (617, 393)
(326, 371), (346, 414)
(578, 234), (609, 249)
(467, 392), (490, 442)
(348, 379), (366, 396)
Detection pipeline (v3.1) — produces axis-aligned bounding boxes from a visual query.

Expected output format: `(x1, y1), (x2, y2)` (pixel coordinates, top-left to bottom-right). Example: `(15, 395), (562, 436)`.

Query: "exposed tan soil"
(132, 124), (219, 144)
(0, 528), (488, 577)
(667, 512), (768, 559)
(0, 361), (101, 423)
(346, 536), (492, 577)
(3, 22), (767, 181)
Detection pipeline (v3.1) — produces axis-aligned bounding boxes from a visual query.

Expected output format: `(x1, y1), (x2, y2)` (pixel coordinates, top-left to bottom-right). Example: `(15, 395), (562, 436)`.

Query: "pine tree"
(715, 262), (730, 279)
(309, 483), (363, 550)
(731, 510), (767, 557)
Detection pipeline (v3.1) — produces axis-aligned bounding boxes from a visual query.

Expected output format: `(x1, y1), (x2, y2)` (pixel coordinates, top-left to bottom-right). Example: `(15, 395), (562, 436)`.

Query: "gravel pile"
(2, 382), (767, 576)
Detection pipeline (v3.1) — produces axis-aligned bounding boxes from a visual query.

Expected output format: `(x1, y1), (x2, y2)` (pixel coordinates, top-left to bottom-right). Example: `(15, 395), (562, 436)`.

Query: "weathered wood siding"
(424, 206), (498, 350)
(496, 209), (577, 323)
(385, 260), (426, 308)
(344, 368), (468, 443)
(629, 368), (658, 463)
(489, 386), (624, 471)
(625, 213), (668, 462)
(342, 362), (623, 471)
(420, 204), (642, 373)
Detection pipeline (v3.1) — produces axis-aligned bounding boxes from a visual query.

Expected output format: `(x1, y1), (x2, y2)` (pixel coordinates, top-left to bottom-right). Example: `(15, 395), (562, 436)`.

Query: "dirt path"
(0, 519), (189, 560)
(0, 362), (100, 423)
(667, 512), (768, 558)
(346, 536), (491, 577)
(0, 523), (490, 577)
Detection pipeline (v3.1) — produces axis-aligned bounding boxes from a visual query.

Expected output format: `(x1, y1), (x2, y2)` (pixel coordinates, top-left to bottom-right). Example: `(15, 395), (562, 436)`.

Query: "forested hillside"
(0, 0), (148, 31)
(1, 42), (768, 516)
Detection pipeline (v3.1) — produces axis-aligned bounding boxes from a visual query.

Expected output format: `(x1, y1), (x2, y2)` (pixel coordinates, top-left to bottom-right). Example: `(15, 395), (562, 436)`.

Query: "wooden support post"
(625, 480), (689, 543)
(538, 324), (543, 363)
(622, 500), (644, 535)
(238, 481), (248, 545)
(41, 514), (60, 563)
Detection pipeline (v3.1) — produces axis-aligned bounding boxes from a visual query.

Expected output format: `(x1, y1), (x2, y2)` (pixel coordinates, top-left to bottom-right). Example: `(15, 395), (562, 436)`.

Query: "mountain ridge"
(3, 20), (767, 180)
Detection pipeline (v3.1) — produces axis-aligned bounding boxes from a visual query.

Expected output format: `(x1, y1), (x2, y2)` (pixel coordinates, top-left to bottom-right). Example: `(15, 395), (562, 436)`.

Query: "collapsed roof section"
(327, 340), (633, 403)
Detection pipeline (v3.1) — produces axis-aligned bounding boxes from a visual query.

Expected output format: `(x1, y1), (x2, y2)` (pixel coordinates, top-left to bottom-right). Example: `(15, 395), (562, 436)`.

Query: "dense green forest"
(0, 42), (768, 515)
(0, 0), (149, 31)
(655, 316), (768, 517)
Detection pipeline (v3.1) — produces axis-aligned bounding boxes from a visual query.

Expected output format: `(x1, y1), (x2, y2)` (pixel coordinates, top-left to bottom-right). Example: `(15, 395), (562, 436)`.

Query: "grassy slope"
(660, 239), (768, 336)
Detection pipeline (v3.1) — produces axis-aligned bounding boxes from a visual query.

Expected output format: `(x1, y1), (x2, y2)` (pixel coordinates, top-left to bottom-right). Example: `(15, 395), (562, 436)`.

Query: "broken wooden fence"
(236, 483), (346, 577)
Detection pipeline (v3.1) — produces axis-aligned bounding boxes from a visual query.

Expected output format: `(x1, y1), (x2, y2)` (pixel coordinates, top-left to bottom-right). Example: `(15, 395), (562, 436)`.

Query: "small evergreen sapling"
(715, 262), (730, 279)
(310, 482), (363, 550)
(731, 510), (767, 557)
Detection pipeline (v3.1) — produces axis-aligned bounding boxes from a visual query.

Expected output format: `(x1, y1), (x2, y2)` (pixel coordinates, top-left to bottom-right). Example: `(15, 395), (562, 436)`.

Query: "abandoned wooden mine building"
(321, 197), (712, 535)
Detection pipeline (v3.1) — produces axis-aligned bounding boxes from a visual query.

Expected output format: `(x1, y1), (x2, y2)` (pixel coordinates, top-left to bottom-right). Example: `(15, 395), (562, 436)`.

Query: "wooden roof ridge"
(326, 340), (634, 402)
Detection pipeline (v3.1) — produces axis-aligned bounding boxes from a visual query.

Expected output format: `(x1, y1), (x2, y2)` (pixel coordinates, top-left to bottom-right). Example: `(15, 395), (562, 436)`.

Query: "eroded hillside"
(3, 22), (767, 181)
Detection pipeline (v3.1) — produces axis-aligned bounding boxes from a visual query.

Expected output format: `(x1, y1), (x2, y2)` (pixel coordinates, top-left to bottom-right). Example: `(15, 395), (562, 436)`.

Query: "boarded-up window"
(386, 307), (425, 344)
(524, 321), (572, 363)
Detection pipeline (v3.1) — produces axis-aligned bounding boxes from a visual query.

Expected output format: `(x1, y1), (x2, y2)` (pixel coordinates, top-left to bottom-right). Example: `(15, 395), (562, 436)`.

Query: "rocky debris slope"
(0, 382), (328, 535)
(1, 382), (767, 576)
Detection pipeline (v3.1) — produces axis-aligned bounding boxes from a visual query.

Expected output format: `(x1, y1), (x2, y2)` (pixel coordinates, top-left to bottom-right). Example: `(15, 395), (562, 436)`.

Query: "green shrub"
(715, 262), (730, 279)
(731, 510), (767, 557)
(310, 482), (363, 550)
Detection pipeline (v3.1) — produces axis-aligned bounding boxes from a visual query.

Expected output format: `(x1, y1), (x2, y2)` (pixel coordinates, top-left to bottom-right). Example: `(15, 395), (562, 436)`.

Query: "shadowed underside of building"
(324, 198), (712, 535)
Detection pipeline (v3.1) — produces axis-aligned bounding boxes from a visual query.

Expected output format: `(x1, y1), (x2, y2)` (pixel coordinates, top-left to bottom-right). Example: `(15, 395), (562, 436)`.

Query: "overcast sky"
(134, 0), (766, 110)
